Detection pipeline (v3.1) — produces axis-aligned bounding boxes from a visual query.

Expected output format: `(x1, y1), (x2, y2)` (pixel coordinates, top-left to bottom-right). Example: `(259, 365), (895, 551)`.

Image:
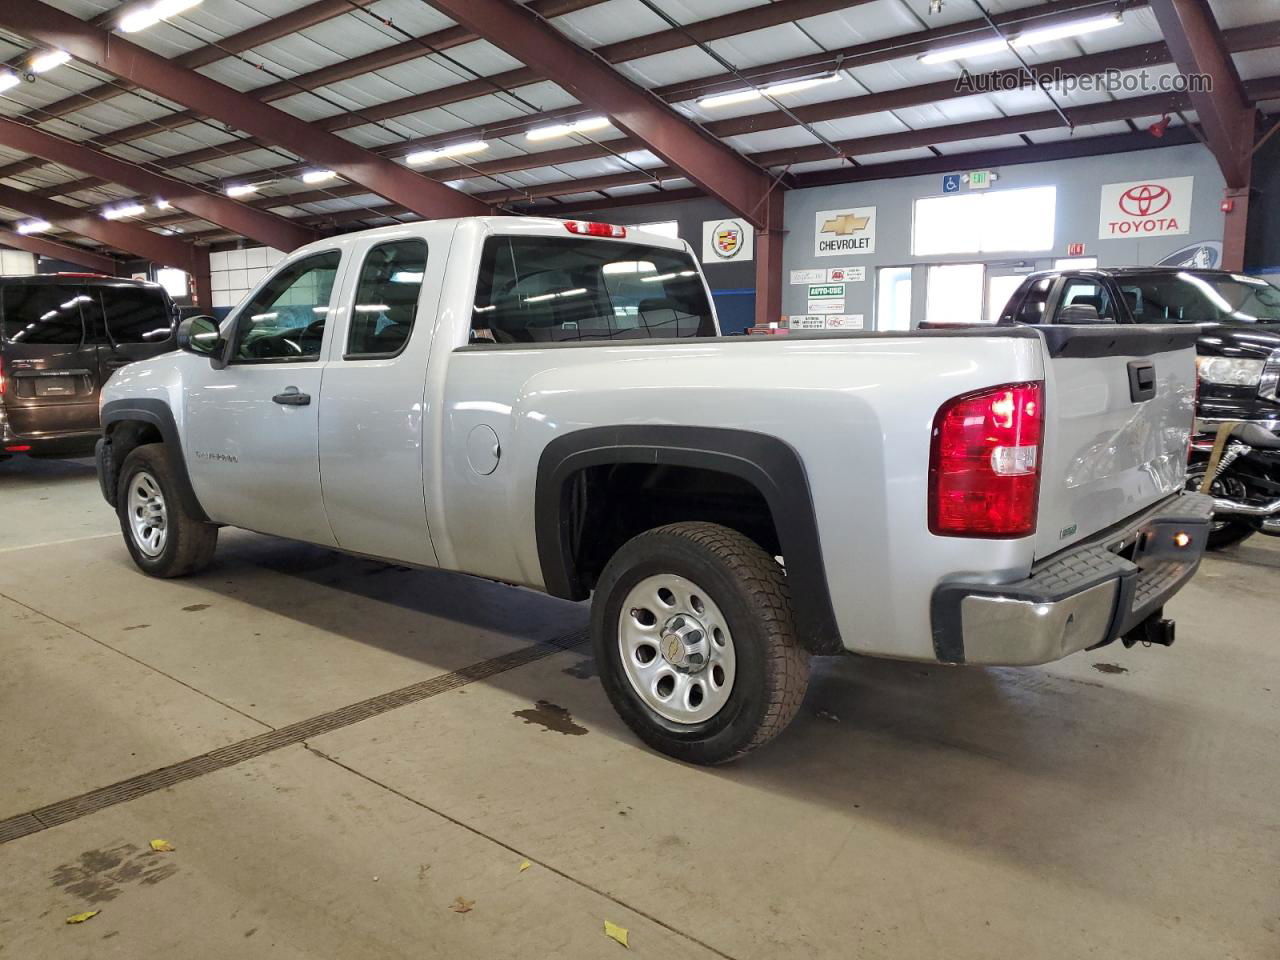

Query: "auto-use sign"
(815, 206), (876, 256)
(1098, 177), (1193, 239)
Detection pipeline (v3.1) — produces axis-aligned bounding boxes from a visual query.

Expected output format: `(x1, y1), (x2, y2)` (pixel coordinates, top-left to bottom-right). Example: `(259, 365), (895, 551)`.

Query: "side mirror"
(1058, 303), (1104, 324)
(176, 316), (224, 363)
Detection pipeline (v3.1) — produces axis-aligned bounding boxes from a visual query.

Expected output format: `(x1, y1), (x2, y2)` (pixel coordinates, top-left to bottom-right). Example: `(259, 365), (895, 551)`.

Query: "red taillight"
(5, 445), (31, 452)
(0, 355), (5, 397)
(564, 220), (627, 239)
(929, 381), (1044, 538)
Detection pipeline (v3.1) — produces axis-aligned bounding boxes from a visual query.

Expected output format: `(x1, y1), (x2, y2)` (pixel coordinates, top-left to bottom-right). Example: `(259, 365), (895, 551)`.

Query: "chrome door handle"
(272, 387), (311, 406)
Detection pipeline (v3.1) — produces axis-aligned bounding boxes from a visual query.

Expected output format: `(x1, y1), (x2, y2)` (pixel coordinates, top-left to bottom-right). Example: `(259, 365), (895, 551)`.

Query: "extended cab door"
(317, 231), (442, 565)
(183, 250), (344, 545)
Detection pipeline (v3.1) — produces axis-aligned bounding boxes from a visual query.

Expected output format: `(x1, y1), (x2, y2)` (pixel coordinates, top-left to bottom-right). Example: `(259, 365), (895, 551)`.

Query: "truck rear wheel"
(591, 522), (810, 764)
(117, 443), (218, 578)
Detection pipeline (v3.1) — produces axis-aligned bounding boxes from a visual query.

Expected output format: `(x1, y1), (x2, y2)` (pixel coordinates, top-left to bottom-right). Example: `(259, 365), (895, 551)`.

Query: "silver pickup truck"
(96, 216), (1213, 763)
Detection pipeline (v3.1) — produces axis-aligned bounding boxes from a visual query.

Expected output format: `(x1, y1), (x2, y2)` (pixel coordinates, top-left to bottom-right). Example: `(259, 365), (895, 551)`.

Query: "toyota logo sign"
(1099, 176), (1192, 240)
(1119, 183), (1173, 217)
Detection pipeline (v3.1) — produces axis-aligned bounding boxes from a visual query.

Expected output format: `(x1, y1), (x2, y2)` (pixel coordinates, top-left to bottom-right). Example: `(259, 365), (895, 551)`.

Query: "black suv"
(1, 274), (177, 459)
(999, 268), (1280, 426)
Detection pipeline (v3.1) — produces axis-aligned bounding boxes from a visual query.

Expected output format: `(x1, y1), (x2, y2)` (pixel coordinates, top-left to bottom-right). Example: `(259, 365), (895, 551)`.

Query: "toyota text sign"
(1098, 176), (1193, 240)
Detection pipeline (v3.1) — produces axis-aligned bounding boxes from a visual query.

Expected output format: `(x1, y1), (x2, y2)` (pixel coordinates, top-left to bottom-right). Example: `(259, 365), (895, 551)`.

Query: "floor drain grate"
(0, 628), (589, 845)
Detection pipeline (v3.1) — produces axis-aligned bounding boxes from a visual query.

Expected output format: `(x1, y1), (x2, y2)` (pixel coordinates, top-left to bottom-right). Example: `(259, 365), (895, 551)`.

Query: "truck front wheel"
(116, 443), (218, 578)
(591, 522), (810, 764)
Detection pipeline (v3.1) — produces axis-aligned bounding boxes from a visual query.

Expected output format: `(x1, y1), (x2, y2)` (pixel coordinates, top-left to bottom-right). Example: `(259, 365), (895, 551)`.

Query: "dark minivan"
(1, 275), (177, 459)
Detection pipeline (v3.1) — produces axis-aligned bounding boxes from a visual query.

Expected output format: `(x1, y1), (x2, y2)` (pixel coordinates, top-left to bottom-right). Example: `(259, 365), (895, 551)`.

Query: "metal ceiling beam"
(1149, 0), (1254, 188)
(122, 14), (1278, 210)
(0, 226), (118, 273)
(46, 0), (604, 159)
(0, 117), (317, 252)
(0, 0), (382, 183)
(0, 184), (206, 271)
(145, 68), (1280, 236)
(421, 0), (783, 228)
(0, 0), (489, 221)
(0, 183), (211, 305)
(25, 0), (855, 200)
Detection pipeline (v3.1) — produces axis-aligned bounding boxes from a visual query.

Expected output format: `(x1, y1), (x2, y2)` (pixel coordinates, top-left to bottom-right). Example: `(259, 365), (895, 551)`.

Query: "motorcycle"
(1188, 421), (1280, 549)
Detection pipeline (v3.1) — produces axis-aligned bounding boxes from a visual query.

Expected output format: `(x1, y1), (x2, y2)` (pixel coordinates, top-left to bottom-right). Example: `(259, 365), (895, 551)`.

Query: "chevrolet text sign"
(815, 206), (876, 256)
(1098, 177), (1193, 240)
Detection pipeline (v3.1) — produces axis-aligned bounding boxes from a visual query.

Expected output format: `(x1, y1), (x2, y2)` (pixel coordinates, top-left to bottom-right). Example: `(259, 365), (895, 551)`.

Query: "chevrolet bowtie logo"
(820, 213), (870, 235)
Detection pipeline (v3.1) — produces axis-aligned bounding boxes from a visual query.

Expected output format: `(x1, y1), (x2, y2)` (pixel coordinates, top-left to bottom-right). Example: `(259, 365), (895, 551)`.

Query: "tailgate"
(1034, 326), (1200, 559)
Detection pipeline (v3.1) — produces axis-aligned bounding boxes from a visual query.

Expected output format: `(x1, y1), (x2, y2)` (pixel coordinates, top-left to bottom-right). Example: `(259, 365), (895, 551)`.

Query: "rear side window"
(1013, 277), (1053, 324)
(470, 236), (715, 344)
(1059, 278), (1116, 321)
(92, 286), (175, 344)
(1, 285), (87, 345)
(346, 240), (427, 358)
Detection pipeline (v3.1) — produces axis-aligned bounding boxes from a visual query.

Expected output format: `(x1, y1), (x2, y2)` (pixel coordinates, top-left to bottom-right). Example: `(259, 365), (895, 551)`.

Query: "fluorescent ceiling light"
(30, 50), (71, 73)
(1011, 13), (1123, 47)
(602, 260), (657, 275)
(155, 198), (172, 209)
(0, 72), (19, 93)
(391, 271), (424, 283)
(699, 73), (840, 108)
(225, 184), (258, 197)
(103, 203), (146, 220)
(405, 140), (489, 165)
(120, 0), (202, 32)
(919, 37), (1010, 64)
(526, 116), (611, 142)
(301, 169), (337, 184)
(17, 219), (51, 234)
(354, 304), (390, 312)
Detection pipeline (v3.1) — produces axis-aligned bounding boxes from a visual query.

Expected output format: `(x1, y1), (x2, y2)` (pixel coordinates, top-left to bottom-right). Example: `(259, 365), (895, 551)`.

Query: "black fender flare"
(101, 398), (210, 522)
(535, 425), (843, 655)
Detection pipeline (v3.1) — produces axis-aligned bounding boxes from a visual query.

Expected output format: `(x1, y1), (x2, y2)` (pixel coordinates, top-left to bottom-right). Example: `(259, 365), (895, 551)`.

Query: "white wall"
(210, 246), (285, 309)
(782, 142), (1227, 328)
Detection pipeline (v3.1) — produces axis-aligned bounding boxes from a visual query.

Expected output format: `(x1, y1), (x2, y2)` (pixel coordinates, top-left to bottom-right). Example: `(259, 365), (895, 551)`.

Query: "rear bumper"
(931, 492), (1214, 666)
(0, 415), (99, 457)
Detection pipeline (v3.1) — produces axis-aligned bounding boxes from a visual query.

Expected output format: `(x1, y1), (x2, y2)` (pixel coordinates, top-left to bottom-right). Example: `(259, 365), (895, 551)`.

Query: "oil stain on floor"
(49, 843), (179, 903)
(512, 700), (588, 736)
(1092, 663), (1129, 675)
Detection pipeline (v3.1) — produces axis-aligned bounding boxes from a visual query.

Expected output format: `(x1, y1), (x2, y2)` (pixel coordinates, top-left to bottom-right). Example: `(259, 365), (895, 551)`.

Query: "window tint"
(93, 285), (175, 345)
(1, 285), (87, 344)
(471, 236), (714, 344)
(1059, 278), (1116, 322)
(346, 240), (427, 357)
(1015, 277), (1053, 323)
(231, 251), (340, 362)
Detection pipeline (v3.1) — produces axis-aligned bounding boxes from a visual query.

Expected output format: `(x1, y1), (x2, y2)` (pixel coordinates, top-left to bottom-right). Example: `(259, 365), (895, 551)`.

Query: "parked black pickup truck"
(1, 275), (178, 459)
(998, 268), (1280, 428)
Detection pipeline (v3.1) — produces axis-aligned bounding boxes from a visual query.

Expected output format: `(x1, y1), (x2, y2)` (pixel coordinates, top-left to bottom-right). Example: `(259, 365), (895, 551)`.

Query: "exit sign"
(968, 170), (993, 190)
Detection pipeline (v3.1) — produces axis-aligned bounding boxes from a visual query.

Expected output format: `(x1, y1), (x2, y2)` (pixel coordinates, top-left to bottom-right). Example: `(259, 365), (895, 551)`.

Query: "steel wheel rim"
(127, 470), (168, 557)
(618, 573), (736, 724)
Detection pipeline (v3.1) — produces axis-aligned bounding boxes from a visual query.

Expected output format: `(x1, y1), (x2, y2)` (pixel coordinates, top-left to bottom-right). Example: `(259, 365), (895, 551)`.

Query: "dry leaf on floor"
(604, 920), (630, 948)
(65, 911), (99, 925)
(149, 839), (175, 852)
(449, 896), (475, 914)
(519, 860), (531, 872)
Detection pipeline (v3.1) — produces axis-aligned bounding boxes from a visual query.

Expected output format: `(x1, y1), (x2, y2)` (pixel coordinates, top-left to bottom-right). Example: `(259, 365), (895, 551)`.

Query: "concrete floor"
(1, 458), (1277, 960)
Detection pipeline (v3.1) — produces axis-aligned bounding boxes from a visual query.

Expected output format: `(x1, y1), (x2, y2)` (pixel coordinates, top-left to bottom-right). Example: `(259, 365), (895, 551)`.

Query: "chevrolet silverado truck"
(96, 217), (1212, 763)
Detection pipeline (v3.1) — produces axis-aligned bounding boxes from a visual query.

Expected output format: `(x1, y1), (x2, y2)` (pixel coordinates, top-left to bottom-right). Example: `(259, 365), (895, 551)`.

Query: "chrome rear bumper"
(931, 491), (1214, 666)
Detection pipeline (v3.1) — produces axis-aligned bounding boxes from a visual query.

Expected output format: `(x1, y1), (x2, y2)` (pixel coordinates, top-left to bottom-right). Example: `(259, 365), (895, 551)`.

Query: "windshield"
(471, 235), (716, 344)
(1118, 272), (1280, 324)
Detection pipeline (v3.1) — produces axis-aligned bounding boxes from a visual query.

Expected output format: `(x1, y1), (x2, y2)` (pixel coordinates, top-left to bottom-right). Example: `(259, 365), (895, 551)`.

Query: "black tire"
(591, 521), (810, 765)
(1185, 463), (1256, 550)
(116, 443), (218, 577)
